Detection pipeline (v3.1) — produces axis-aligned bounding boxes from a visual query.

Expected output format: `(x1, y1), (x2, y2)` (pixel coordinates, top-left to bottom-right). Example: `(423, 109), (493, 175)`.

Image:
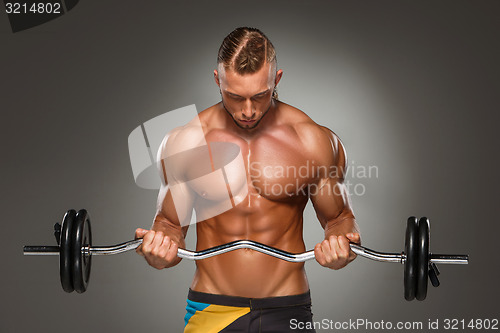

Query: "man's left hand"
(314, 233), (361, 270)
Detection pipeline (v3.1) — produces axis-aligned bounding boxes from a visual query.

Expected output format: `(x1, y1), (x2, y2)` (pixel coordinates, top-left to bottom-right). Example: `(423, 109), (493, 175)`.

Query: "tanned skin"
(135, 62), (361, 298)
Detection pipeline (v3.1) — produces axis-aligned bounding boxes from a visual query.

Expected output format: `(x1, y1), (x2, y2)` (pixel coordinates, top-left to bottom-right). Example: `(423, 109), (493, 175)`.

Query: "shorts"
(184, 288), (316, 333)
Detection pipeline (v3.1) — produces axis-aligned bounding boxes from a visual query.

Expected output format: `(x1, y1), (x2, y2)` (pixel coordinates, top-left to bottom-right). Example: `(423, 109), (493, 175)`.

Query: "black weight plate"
(82, 210), (92, 291)
(60, 209), (76, 293)
(404, 216), (418, 301)
(72, 209), (92, 293)
(416, 217), (430, 301)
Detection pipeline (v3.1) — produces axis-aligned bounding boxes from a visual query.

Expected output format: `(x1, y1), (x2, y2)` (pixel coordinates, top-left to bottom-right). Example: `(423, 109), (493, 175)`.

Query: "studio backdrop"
(1, 1), (499, 332)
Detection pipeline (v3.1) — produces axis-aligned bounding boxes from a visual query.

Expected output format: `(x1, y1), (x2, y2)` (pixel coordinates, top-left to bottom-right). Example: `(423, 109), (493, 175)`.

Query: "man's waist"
(187, 288), (312, 310)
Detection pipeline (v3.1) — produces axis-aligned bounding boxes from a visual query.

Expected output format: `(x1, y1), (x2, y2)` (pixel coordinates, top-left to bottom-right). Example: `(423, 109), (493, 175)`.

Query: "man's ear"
(275, 69), (283, 86)
(214, 69), (220, 87)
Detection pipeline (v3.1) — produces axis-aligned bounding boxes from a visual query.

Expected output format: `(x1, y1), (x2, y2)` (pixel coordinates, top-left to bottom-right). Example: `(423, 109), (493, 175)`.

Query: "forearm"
(152, 216), (186, 248)
(324, 214), (360, 243)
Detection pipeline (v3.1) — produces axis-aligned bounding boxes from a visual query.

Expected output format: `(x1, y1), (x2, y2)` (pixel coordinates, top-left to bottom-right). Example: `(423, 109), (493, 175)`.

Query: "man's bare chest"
(199, 128), (317, 201)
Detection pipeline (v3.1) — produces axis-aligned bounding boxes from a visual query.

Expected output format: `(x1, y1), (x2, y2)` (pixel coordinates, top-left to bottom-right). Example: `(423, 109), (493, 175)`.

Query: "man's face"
(215, 62), (282, 129)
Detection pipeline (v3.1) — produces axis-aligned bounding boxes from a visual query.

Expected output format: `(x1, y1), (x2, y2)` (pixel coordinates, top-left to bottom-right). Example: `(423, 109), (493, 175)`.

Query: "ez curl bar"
(23, 209), (468, 301)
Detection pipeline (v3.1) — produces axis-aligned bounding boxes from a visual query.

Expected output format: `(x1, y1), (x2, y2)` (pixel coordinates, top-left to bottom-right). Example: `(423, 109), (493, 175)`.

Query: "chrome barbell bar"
(23, 239), (469, 264)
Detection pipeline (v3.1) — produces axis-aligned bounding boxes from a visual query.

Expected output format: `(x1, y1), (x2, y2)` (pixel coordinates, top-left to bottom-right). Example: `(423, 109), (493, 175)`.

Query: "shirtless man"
(135, 27), (361, 333)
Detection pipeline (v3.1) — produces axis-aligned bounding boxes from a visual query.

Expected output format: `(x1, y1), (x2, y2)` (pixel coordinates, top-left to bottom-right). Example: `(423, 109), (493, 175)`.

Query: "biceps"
(310, 178), (353, 227)
(156, 182), (194, 228)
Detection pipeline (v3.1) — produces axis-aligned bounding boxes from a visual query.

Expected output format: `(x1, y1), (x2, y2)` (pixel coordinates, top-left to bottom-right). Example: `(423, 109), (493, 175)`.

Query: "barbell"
(23, 209), (468, 300)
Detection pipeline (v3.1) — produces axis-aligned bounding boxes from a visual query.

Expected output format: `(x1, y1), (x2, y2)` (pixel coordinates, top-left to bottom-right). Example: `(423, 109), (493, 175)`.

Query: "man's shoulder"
(275, 101), (311, 125)
(277, 102), (331, 132)
(277, 103), (339, 145)
(277, 102), (344, 167)
(159, 112), (209, 159)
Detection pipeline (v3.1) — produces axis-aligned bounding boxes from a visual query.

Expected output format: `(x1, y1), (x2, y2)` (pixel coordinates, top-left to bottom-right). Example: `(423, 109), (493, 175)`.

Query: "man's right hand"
(135, 228), (180, 269)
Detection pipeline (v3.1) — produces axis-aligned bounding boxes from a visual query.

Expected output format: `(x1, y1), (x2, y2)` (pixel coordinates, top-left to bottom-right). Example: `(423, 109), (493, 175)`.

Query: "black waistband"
(187, 289), (312, 310)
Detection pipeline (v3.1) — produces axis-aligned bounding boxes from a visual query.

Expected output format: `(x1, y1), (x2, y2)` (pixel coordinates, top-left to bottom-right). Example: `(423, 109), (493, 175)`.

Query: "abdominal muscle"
(189, 194), (311, 298)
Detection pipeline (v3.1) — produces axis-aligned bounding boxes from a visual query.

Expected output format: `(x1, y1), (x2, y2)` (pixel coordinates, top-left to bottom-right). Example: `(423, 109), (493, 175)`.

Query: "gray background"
(1, 1), (499, 332)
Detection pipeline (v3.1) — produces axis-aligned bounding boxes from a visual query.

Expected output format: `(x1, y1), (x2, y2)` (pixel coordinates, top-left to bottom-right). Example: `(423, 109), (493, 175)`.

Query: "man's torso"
(175, 101), (334, 297)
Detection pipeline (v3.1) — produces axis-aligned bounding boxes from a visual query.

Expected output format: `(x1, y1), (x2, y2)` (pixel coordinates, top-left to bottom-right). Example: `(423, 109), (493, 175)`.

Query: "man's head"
(214, 27), (283, 129)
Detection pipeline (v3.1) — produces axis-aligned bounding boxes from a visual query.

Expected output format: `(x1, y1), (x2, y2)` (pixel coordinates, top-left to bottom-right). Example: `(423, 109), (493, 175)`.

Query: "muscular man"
(135, 27), (361, 333)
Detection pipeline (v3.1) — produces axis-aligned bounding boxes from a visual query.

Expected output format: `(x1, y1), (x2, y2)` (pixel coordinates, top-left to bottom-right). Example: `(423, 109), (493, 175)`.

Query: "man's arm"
(135, 127), (195, 269)
(308, 126), (360, 270)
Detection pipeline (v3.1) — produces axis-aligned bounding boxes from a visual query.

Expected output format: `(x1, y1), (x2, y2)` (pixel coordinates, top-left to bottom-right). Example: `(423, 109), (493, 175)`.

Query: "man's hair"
(217, 27), (278, 99)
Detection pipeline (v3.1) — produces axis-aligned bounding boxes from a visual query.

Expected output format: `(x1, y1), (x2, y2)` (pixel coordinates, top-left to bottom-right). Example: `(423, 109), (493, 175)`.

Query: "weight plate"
(60, 209), (76, 293)
(404, 216), (418, 301)
(72, 209), (92, 293)
(416, 217), (430, 301)
(82, 210), (92, 291)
